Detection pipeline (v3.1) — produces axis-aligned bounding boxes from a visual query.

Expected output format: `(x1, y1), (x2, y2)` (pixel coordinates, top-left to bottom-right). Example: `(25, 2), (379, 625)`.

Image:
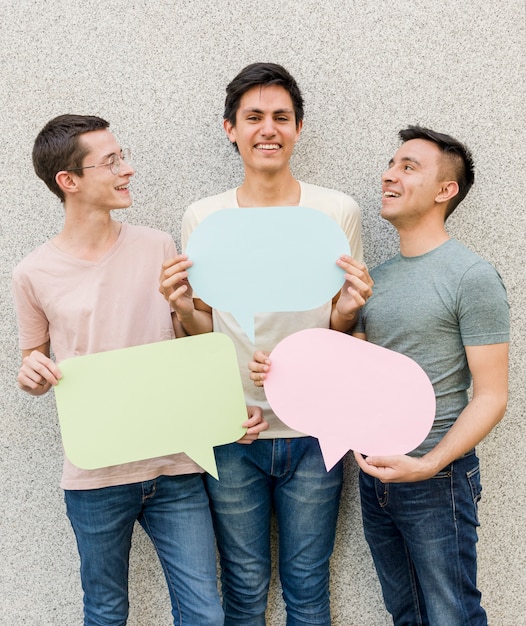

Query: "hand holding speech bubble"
(185, 207), (350, 343)
(54, 333), (247, 479)
(263, 328), (435, 471)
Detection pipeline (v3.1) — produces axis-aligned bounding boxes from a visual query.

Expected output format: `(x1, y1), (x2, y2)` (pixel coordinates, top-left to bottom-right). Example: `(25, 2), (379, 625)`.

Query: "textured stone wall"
(1, 1), (524, 624)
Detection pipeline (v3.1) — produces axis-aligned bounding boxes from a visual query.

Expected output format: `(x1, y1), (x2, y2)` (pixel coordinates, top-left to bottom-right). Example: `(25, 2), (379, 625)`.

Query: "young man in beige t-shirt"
(160, 63), (373, 625)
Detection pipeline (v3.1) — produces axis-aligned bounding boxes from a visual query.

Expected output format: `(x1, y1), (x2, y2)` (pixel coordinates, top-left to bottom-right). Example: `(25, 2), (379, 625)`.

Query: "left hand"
(335, 255), (374, 319)
(353, 451), (437, 483)
(237, 405), (268, 444)
(248, 350), (271, 387)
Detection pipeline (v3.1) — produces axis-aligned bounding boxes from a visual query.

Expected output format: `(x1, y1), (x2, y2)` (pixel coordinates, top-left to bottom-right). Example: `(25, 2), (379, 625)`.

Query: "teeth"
(258, 144), (280, 150)
(383, 191), (400, 197)
(115, 185), (128, 191)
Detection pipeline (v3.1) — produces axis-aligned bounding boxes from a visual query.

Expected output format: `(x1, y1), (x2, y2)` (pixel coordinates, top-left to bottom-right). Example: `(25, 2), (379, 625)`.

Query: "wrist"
(330, 307), (357, 331)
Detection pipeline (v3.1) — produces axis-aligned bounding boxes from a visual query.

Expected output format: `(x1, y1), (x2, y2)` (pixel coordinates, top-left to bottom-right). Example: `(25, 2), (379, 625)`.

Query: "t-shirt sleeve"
(163, 233), (177, 257)
(458, 261), (510, 346)
(12, 266), (50, 350)
(353, 309), (366, 335)
(181, 206), (198, 252)
(340, 195), (364, 263)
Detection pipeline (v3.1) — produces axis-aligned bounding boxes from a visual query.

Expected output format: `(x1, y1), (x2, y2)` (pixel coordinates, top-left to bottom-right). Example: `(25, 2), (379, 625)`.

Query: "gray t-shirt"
(355, 238), (509, 456)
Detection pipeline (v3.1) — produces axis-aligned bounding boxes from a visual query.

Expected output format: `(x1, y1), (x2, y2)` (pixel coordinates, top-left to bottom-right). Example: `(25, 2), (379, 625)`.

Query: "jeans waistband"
(458, 448), (476, 460)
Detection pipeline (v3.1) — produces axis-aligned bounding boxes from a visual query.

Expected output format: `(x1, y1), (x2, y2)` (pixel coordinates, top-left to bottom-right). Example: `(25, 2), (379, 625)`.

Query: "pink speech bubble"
(263, 328), (435, 471)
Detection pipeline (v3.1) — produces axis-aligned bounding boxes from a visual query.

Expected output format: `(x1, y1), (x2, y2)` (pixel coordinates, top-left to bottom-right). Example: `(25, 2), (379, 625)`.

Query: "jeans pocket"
(466, 464), (482, 524)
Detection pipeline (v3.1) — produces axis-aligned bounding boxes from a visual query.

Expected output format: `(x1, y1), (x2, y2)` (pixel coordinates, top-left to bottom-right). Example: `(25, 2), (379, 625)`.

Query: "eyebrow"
(240, 107), (294, 115)
(389, 156), (422, 167)
(97, 150), (120, 163)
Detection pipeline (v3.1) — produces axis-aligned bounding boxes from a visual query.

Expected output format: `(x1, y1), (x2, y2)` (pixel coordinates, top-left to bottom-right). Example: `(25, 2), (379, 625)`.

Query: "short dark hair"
(32, 114), (110, 202)
(224, 63), (304, 151)
(399, 125), (475, 219)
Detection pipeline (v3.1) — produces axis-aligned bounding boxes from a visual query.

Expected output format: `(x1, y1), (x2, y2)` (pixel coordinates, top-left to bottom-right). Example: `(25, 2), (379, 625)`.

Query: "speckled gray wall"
(1, 1), (524, 624)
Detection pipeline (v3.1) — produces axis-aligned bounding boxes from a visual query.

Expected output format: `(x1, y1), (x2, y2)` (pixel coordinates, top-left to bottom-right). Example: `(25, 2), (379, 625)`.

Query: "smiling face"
(224, 84), (302, 177)
(70, 129), (134, 211)
(381, 139), (450, 227)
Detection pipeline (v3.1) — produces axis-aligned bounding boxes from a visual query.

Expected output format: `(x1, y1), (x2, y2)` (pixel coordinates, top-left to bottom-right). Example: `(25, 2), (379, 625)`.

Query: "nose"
(120, 157), (134, 177)
(260, 115), (276, 136)
(382, 165), (397, 183)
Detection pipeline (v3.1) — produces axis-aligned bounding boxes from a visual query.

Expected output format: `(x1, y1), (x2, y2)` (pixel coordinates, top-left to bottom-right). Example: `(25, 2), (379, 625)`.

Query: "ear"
(435, 180), (459, 205)
(223, 118), (236, 144)
(294, 119), (303, 143)
(55, 170), (80, 197)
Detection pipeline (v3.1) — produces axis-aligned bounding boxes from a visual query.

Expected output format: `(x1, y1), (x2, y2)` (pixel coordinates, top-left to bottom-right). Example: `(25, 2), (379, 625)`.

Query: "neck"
(398, 224), (450, 257)
(237, 169), (300, 207)
(54, 208), (122, 261)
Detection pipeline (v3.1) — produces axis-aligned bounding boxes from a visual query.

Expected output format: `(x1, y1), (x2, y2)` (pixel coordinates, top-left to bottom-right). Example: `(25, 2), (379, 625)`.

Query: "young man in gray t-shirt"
(351, 126), (509, 625)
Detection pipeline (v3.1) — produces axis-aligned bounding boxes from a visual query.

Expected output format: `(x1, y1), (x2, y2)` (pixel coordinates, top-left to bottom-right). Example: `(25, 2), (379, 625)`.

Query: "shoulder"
(120, 223), (176, 257)
(13, 241), (52, 280)
(300, 181), (360, 213)
(184, 188), (237, 220)
(124, 223), (172, 242)
(443, 240), (505, 286)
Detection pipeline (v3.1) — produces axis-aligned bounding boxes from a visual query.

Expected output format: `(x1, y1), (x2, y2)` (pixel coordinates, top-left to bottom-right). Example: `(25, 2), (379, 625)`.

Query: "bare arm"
(354, 342), (509, 482)
(330, 255), (373, 332)
(159, 255), (213, 335)
(17, 342), (63, 396)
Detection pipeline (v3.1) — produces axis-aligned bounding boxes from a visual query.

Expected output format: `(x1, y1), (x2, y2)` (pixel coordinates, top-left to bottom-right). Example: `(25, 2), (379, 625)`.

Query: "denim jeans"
(359, 451), (487, 626)
(204, 437), (343, 626)
(64, 473), (224, 626)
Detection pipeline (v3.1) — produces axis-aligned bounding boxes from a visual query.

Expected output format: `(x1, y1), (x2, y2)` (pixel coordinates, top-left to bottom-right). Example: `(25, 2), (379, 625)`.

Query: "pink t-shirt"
(12, 222), (202, 489)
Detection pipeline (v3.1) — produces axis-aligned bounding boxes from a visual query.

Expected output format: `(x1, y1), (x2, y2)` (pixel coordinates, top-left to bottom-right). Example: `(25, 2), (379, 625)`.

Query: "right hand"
(159, 255), (196, 318)
(18, 350), (62, 395)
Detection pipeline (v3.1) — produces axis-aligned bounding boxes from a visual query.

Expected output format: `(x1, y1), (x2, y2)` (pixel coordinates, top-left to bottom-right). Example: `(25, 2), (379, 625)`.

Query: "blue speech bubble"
(185, 207), (351, 342)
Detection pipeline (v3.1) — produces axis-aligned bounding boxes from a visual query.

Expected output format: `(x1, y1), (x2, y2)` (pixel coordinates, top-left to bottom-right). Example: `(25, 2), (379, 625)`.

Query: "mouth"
(383, 191), (401, 198)
(255, 143), (281, 151)
(115, 184), (129, 191)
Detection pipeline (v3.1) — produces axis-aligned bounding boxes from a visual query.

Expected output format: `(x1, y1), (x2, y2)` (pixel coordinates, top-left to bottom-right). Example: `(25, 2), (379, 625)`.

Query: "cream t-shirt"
(182, 181), (364, 438)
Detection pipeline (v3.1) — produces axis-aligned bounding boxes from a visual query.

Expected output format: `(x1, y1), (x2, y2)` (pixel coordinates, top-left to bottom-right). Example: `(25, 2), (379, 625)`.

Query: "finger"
(344, 276), (373, 300)
(353, 450), (369, 469)
(248, 360), (268, 374)
(161, 271), (189, 295)
(168, 283), (189, 304)
(243, 418), (269, 433)
(249, 372), (266, 387)
(253, 350), (271, 365)
(160, 258), (192, 284)
(161, 254), (188, 270)
(242, 415), (260, 428)
(19, 365), (58, 388)
(338, 258), (373, 286)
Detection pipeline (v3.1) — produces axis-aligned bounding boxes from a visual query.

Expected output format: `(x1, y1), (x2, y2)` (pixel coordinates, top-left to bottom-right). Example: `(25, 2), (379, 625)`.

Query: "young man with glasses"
(12, 114), (265, 626)
(160, 63), (373, 625)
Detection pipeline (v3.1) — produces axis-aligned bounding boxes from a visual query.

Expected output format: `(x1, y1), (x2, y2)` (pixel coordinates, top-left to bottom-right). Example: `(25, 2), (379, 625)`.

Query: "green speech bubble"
(54, 333), (246, 479)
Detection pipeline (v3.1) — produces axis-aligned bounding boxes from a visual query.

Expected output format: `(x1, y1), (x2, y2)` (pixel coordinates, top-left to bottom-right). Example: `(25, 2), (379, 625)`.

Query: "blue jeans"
(64, 473), (224, 626)
(359, 451), (487, 626)
(204, 437), (343, 626)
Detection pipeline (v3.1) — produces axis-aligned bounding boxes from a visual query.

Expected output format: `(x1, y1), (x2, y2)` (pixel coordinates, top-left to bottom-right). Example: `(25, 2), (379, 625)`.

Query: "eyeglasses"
(66, 148), (132, 176)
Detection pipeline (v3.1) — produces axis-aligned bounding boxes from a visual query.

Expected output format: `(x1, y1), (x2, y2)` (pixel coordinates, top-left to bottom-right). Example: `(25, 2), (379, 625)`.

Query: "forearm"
(422, 343), (509, 476)
(176, 307), (213, 336)
(330, 305), (358, 332)
(355, 396), (507, 483)
(421, 393), (507, 476)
